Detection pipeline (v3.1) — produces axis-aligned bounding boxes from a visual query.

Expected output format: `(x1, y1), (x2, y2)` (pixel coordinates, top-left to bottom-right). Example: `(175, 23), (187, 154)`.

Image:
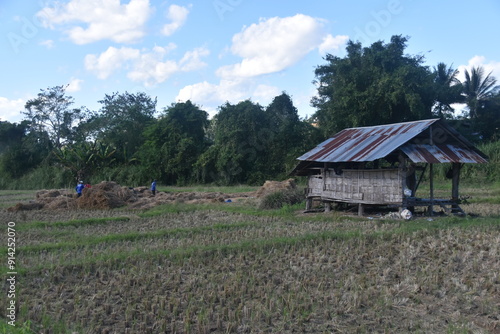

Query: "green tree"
(141, 101), (209, 185)
(462, 66), (498, 119)
(432, 62), (464, 118)
(0, 121), (52, 179)
(23, 85), (85, 149)
(472, 89), (500, 141)
(0, 120), (28, 153)
(265, 92), (321, 176)
(311, 35), (435, 136)
(90, 91), (156, 162)
(195, 100), (269, 185)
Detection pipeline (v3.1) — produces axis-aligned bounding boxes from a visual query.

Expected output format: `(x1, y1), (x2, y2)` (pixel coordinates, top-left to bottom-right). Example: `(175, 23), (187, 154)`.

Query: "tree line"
(1, 35), (499, 189)
(0, 89), (322, 188)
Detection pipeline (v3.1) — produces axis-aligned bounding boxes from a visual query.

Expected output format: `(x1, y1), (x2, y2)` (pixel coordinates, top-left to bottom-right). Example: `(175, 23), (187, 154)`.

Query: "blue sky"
(1, 0), (499, 123)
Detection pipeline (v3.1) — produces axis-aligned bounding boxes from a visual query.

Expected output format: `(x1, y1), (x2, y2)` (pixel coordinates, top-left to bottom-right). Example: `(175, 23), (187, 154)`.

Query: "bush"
(259, 188), (304, 210)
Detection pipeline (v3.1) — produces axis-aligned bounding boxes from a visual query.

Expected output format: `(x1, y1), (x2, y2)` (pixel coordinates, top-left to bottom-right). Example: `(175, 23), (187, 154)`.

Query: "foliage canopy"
(312, 35), (435, 136)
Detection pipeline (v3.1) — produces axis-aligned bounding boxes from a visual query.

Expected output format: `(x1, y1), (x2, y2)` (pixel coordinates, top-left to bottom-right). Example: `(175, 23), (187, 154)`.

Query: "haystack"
(255, 179), (297, 198)
(45, 197), (76, 210)
(76, 181), (138, 209)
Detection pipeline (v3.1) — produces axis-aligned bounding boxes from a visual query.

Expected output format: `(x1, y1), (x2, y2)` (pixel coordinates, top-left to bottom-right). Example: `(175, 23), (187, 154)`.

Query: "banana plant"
(53, 141), (116, 180)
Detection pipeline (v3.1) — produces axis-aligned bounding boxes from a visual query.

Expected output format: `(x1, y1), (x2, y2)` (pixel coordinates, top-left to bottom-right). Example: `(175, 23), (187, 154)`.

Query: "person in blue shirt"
(76, 181), (85, 197)
(151, 179), (157, 196)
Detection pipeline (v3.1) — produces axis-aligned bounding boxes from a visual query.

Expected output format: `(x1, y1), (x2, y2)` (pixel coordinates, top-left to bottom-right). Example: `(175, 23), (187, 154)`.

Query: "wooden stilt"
(324, 202), (331, 212)
(451, 163), (464, 215)
(429, 163), (434, 216)
(451, 163), (460, 201)
(429, 126), (434, 217)
(305, 197), (312, 211)
(358, 203), (364, 216)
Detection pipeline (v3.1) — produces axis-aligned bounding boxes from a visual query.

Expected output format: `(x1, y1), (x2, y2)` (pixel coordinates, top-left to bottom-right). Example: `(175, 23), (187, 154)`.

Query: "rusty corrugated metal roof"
(401, 143), (488, 163)
(296, 119), (488, 165)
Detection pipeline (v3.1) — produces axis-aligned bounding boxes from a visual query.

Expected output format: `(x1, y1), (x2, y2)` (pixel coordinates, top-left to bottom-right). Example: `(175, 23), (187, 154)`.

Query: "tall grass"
(0, 165), (74, 190)
(462, 140), (500, 180)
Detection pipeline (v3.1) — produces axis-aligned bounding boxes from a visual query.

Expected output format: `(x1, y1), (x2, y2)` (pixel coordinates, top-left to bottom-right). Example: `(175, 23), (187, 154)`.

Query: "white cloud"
(67, 78), (84, 92)
(457, 55), (500, 83)
(36, 0), (152, 44)
(85, 46), (141, 79)
(179, 47), (210, 71)
(216, 14), (347, 79)
(0, 97), (25, 123)
(127, 48), (179, 87)
(85, 44), (209, 87)
(177, 14), (348, 116)
(161, 4), (189, 36)
(39, 39), (55, 49)
(318, 34), (349, 56)
(177, 80), (242, 105)
(252, 84), (281, 102)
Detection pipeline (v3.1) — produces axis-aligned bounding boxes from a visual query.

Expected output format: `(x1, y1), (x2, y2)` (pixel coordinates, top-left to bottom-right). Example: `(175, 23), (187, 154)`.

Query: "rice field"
(1, 183), (500, 333)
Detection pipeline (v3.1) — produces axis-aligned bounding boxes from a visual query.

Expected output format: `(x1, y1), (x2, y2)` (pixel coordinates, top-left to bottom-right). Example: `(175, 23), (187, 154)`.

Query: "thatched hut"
(291, 119), (488, 216)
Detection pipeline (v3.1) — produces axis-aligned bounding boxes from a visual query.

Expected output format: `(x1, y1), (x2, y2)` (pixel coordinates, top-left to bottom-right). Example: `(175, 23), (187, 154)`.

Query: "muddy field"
(1, 182), (500, 333)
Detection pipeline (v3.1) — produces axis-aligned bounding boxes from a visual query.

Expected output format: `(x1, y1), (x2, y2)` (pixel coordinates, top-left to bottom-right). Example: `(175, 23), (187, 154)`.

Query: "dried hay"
(44, 197), (77, 210)
(7, 202), (45, 212)
(36, 189), (73, 199)
(134, 186), (150, 195)
(75, 181), (137, 209)
(255, 178), (296, 198)
(7, 180), (255, 211)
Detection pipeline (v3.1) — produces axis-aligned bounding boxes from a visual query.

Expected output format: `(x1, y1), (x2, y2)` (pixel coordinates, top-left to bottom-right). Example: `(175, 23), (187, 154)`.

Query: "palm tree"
(432, 62), (463, 118)
(462, 66), (497, 118)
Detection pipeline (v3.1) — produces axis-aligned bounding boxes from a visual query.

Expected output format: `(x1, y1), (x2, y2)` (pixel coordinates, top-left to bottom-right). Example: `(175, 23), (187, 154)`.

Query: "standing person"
(151, 179), (157, 196)
(76, 181), (85, 197)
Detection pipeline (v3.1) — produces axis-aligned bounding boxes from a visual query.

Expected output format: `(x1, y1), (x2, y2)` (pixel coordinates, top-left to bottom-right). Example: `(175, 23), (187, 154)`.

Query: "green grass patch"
(0, 190), (37, 196)
(0, 320), (36, 334)
(137, 200), (301, 218)
(21, 228), (366, 273)
(159, 184), (258, 193)
(16, 216), (131, 231)
(137, 202), (205, 217)
(0, 190), (38, 209)
(468, 196), (500, 204)
(16, 221), (261, 254)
